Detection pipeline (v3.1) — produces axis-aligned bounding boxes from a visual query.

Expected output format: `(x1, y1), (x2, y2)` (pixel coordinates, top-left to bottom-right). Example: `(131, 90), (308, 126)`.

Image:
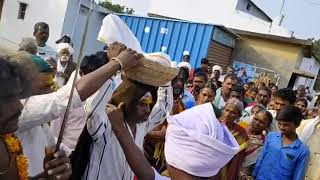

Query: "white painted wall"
(294, 57), (320, 92)
(148, 0), (291, 37)
(0, 0), (68, 52)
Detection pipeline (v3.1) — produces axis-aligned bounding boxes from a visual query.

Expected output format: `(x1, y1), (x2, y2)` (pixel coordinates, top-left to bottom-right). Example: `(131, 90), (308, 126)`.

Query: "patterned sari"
(216, 123), (249, 180)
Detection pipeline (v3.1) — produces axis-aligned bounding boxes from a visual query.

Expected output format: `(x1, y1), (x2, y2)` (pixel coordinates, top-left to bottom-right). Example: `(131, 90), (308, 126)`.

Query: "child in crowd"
(253, 105), (310, 180)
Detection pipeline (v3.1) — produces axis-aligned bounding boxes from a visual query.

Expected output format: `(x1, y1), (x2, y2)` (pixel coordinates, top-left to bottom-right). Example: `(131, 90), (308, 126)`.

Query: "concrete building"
(293, 57), (320, 92)
(231, 29), (317, 89)
(235, 0), (272, 22)
(147, 0), (292, 37)
(0, 0), (68, 53)
(0, 0), (111, 60)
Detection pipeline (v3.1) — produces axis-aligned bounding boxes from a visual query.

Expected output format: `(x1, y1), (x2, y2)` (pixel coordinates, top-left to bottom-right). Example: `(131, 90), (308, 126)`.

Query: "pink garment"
(51, 106), (86, 149)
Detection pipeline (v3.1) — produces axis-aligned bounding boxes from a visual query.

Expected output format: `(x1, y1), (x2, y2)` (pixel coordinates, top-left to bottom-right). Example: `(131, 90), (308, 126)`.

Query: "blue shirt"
(182, 90), (196, 109)
(253, 132), (310, 180)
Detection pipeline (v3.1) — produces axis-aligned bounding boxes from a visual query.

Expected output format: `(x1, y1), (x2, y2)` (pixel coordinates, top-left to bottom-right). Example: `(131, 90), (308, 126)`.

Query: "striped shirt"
(82, 85), (173, 180)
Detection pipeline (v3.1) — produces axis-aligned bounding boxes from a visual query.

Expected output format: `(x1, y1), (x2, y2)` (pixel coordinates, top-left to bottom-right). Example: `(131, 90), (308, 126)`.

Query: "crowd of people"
(1, 14), (320, 180)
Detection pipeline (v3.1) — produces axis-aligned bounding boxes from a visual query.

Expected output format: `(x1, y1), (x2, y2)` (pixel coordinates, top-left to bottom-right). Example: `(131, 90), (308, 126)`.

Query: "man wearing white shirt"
(70, 52), (176, 180)
(34, 22), (57, 62)
(13, 43), (142, 176)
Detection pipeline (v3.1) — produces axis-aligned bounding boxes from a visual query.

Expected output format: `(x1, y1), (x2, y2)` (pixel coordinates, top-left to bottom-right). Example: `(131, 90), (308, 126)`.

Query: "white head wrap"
(178, 62), (192, 72)
(210, 65), (223, 78)
(165, 103), (240, 177)
(57, 43), (74, 55)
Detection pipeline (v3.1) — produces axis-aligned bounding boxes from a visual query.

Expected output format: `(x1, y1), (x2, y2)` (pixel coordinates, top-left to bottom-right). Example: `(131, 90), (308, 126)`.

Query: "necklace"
(0, 133), (29, 180)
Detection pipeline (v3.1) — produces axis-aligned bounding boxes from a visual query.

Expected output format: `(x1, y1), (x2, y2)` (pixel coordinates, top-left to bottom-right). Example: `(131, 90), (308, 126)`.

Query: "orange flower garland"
(1, 133), (28, 180)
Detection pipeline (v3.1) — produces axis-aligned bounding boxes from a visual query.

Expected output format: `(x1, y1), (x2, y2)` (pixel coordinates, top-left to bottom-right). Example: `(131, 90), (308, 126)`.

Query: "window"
(18, 2), (27, 19)
(246, 2), (252, 11)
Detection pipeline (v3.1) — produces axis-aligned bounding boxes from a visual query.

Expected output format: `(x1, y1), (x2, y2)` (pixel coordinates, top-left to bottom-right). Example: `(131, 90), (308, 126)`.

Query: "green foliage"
(312, 39), (320, 62)
(99, 0), (134, 14)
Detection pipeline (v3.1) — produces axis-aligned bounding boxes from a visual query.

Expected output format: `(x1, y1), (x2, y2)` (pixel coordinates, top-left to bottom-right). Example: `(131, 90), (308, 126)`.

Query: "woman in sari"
(238, 109), (273, 179)
(215, 98), (249, 180)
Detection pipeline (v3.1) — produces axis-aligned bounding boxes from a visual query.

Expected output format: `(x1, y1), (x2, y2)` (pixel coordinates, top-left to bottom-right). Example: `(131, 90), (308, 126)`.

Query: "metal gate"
(207, 40), (233, 71)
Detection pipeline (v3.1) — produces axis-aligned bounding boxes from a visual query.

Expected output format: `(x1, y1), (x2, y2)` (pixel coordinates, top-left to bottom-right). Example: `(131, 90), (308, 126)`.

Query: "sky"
(109, 0), (320, 39)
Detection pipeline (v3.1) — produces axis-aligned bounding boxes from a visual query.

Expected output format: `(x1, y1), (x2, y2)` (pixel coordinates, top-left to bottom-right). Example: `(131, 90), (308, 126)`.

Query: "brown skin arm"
(147, 123), (167, 142)
(107, 103), (155, 180)
(75, 44), (143, 101)
(75, 60), (120, 101)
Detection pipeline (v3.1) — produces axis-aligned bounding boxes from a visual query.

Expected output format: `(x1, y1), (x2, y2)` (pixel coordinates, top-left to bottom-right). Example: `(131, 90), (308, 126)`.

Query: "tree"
(99, 0), (134, 14)
(312, 39), (320, 61)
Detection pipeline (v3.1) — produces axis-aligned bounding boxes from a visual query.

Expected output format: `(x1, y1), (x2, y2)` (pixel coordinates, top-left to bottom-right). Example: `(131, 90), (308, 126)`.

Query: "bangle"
(111, 57), (123, 70)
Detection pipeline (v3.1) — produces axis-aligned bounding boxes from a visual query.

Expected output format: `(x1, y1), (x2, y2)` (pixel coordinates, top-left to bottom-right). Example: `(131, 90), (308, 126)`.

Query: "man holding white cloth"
(107, 102), (240, 180)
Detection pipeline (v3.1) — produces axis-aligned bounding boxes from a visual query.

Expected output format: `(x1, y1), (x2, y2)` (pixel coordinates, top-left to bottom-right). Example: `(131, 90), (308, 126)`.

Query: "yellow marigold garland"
(1, 133), (28, 180)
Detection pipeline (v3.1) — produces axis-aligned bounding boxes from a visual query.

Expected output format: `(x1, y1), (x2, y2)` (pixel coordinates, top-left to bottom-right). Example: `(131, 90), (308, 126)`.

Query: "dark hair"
(224, 74), (238, 83)
(80, 54), (106, 75)
(276, 105), (303, 126)
(95, 51), (109, 64)
(34, 22), (49, 32)
(275, 88), (296, 104)
(248, 82), (255, 87)
(201, 58), (208, 64)
(231, 85), (245, 96)
(0, 57), (23, 100)
(259, 86), (271, 97)
(227, 66), (234, 70)
(194, 71), (208, 82)
(257, 109), (273, 126)
(173, 68), (188, 85)
(179, 67), (189, 80)
(295, 97), (308, 107)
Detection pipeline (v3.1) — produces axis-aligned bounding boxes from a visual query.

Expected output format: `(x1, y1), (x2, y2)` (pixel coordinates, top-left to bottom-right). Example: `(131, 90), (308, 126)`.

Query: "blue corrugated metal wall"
(119, 15), (215, 68)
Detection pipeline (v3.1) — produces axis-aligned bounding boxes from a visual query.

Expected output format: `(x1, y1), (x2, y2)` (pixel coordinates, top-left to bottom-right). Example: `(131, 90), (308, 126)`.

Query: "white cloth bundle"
(97, 14), (143, 54)
(165, 103), (240, 177)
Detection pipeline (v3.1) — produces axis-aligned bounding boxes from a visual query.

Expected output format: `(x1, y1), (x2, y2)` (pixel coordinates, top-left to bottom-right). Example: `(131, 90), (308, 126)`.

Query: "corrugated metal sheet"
(119, 15), (214, 67)
(207, 41), (233, 70)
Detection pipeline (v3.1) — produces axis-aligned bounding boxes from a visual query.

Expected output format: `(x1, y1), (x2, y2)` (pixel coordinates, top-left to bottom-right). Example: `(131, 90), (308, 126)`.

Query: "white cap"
(57, 43), (74, 55)
(178, 62), (192, 72)
(183, 51), (190, 56)
(210, 65), (223, 78)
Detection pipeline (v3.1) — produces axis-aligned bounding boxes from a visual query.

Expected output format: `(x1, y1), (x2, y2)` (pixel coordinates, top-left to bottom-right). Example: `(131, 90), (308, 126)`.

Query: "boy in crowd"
(269, 88), (296, 131)
(253, 105), (310, 180)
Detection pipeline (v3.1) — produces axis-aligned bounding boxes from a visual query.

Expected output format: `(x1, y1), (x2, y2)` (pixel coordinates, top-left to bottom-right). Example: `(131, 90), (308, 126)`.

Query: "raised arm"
(107, 103), (155, 180)
(76, 44), (142, 101)
(146, 85), (173, 132)
(18, 44), (143, 131)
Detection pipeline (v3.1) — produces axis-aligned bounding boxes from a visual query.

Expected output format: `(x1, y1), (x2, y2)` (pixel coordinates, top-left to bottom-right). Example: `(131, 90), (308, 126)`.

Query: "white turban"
(57, 43), (74, 55)
(165, 103), (240, 177)
(210, 65), (223, 78)
(178, 62), (192, 72)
